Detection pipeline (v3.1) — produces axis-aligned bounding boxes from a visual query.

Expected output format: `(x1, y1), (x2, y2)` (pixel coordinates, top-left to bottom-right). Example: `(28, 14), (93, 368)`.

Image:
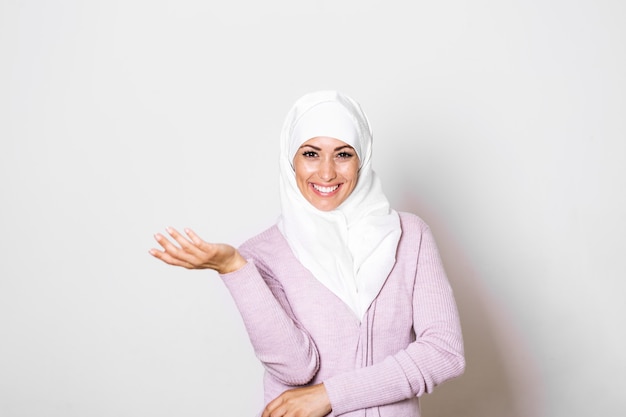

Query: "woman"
(150, 90), (465, 417)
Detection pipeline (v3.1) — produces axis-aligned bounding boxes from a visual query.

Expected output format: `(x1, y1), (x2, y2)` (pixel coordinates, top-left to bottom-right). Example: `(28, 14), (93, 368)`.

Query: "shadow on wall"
(397, 192), (542, 417)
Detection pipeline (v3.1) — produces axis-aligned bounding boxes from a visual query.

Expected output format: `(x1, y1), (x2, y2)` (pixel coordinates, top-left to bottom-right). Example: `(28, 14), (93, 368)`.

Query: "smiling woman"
(150, 90), (465, 417)
(293, 137), (360, 211)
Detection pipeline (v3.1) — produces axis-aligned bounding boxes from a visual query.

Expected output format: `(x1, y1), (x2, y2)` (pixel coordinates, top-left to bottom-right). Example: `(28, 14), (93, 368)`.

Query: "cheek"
(294, 166), (306, 184)
(293, 163), (312, 190)
(342, 163), (359, 183)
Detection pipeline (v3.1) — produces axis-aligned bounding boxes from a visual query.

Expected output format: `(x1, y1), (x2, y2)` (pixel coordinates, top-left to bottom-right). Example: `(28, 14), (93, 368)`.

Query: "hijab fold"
(278, 91), (401, 321)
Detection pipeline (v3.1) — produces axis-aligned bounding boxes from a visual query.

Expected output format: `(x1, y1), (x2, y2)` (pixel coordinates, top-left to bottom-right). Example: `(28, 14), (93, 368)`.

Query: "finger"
(184, 228), (204, 246)
(262, 399), (277, 417)
(168, 227), (216, 264)
(166, 227), (201, 253)
(154, 232), (179, 250)
(185, 228), (220, 257)
(262, 396), (285, 417)
(154, 233), (198, 264)
(184, 228), (218, 253)
(149, 248), (195, 269)
(269, 404), (287, 417)
(262, 406), (282, 417)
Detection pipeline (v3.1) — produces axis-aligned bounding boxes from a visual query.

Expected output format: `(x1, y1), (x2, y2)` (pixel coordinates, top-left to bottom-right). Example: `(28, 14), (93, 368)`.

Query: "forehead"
(299, 136), (354, 149)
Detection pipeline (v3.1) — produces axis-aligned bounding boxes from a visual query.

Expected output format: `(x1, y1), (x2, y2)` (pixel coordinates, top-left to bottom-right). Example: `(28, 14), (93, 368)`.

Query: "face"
(293, 136), (360, 211)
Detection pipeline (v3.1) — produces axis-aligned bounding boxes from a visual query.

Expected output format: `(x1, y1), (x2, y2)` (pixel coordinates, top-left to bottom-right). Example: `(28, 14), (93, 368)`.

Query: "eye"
(302, 150), (318, 158)
(337, 151), (354, 159)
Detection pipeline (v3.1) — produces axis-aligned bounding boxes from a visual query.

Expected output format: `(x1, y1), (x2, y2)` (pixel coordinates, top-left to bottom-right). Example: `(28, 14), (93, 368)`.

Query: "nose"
(318, 159), (337, 182)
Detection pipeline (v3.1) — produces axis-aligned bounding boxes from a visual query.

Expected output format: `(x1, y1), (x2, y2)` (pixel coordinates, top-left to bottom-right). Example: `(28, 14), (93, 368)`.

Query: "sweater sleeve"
(323, 226), (465, 415)
(220, 260), (320, 386)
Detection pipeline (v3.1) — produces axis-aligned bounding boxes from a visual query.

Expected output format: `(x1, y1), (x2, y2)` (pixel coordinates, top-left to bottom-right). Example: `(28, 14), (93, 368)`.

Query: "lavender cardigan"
(220, 212), (465, 417)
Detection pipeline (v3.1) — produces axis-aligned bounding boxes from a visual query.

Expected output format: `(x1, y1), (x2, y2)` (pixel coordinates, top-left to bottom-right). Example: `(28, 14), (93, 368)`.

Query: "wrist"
(219, 253), (247, 274)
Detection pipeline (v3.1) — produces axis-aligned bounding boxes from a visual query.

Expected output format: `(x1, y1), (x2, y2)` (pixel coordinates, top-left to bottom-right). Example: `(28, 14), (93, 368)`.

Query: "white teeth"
(313, 184), (339, 193)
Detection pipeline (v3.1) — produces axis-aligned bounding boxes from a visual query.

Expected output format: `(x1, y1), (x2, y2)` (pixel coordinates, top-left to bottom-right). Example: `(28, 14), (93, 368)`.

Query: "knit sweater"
(220, 212), (465, 417)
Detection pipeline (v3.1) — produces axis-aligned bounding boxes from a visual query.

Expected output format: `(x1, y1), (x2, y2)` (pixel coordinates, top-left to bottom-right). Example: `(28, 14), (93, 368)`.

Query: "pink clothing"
(220, 212), (465, 416)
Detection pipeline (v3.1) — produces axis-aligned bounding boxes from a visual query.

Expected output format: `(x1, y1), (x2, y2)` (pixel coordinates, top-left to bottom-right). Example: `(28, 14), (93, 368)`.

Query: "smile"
(312, 183), (340, 194)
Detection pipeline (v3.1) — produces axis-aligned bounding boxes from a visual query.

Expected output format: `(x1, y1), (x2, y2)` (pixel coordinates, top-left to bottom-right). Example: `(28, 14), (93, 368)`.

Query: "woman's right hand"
(149, 227), (247, 274)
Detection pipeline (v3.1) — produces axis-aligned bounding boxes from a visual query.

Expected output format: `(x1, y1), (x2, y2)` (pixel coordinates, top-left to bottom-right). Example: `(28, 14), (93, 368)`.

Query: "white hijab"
(278, 91), (402, 320)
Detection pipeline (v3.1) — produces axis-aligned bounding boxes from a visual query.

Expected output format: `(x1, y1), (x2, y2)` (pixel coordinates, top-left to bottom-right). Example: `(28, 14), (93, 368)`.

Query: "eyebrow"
(299, 144), (354, 151)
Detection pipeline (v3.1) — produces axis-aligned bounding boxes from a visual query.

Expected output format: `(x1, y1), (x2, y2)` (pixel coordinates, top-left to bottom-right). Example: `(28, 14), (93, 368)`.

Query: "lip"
(309, 182), (342, 196)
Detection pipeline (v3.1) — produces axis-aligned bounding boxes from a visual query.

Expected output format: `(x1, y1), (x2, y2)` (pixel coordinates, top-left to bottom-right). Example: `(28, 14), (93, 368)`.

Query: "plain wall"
(1, 1), (625, 416)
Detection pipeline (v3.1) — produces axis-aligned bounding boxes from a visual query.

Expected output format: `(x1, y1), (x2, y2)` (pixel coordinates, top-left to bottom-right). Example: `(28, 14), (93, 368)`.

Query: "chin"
(309, 199), (342, 211)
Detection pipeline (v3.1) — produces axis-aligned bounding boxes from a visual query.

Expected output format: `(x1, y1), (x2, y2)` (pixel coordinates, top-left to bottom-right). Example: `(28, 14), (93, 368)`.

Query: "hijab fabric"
(278, 91), (402, 320)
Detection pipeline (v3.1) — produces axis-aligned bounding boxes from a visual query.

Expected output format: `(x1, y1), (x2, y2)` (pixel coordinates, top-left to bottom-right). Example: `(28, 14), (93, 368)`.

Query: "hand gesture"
(149, 227), (246, 274)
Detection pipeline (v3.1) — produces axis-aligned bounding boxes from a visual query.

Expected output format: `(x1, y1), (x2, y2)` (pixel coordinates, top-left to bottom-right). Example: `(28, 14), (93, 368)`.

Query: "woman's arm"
(150, 227), (320, 386)
(220, 260), (320, 386)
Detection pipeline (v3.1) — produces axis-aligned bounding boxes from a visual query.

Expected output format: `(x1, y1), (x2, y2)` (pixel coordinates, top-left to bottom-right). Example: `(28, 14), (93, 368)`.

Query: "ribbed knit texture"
(220, 213), (465, 417)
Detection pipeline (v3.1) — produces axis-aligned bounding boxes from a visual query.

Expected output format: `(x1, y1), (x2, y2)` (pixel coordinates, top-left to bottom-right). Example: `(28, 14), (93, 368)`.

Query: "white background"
(1, 1), (625, 416)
